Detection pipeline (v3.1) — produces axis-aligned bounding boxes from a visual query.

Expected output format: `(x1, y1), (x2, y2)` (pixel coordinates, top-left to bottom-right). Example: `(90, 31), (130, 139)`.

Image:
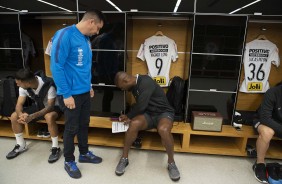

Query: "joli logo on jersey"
(247, 82), (263, 91)
(153, 76), (166, 85)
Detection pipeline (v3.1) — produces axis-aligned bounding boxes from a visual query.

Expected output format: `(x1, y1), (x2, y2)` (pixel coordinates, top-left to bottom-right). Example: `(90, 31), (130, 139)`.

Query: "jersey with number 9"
(137, 35), (178, 87)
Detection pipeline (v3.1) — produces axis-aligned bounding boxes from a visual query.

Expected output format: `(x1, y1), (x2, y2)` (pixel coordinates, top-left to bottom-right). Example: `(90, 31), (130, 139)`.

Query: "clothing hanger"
(154, 30), (164, 36)
(256, 26), (267, 40)
(154, 22), (164, 36)
(257, 34), (267, 40)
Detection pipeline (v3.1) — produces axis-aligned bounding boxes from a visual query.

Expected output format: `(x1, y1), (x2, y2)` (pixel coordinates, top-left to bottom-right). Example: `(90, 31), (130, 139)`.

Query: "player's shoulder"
(266, 85), (282, 96)
(54, 26), (73, 40)
(139, 75), (154, 84)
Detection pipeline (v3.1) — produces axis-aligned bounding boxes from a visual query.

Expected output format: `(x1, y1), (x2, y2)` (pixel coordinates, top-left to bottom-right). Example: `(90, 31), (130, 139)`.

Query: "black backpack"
(0, 76), (19, 117)
(166, 76), (186, 121)
(27, 70), (56, 111)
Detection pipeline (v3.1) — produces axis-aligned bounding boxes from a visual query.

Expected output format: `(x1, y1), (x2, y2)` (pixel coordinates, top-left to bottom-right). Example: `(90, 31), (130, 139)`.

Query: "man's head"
(80, 9), (105, 36)
(114, 72), (135, 91)
(15, 68), (36, 89)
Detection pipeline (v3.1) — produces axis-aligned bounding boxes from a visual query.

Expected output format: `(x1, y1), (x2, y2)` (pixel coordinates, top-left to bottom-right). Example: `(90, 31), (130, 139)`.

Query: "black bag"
(0, 76), (18, 117)
(27, 70), (56, 111)
(166, 76), (185, 121)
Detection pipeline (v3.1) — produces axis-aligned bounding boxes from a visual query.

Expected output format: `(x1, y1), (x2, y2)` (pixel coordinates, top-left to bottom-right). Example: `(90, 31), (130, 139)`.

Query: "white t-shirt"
(19, 76), (58, 107)
(240, 39), (280, 93)
(137, 35), (178, 87)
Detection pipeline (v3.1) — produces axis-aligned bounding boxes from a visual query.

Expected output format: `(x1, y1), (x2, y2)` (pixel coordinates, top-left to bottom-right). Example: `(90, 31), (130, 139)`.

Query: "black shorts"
(252, 118), (261, 134)
(23, 105), (62, 121)
(144, 112), (174, 130)
(253, 118), (282, 138)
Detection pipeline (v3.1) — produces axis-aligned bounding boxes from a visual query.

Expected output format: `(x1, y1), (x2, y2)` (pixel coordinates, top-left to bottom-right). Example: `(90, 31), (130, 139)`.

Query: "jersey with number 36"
(240, 39), (280, 93)
(137, 35), (178, 87)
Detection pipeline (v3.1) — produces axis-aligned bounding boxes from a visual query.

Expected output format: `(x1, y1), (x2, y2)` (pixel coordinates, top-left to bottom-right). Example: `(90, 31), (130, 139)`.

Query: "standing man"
(50, 10), (104, 179)
(114, 72), (180, 181)
(253, 83), (282, 183)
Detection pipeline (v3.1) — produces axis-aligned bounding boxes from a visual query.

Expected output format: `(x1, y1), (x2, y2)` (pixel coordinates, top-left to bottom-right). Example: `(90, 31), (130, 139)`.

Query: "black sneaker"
(6, 144), (28, 159)
(253, 162), (268, 183)
(115, 158), (129, 176)
(48, 147), (61, 163)
(43, 131), (50, 138)
(37, 129), (44, 137)
(132, 137), (142, 148)
(64, 161), (81, 179)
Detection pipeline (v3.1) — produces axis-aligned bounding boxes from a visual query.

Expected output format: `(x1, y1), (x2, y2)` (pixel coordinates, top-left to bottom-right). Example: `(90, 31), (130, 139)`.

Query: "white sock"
(51, 136), (59, 148)
(15, 133), (25, 147)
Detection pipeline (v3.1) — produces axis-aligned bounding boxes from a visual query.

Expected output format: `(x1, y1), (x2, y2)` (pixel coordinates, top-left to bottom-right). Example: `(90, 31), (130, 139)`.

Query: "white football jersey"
(240, 39), (280, 93)
(137, 35), (178, 87)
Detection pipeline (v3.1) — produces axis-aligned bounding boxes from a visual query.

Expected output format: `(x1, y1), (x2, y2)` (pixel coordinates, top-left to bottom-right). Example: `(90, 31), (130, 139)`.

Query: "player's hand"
(119, 114), (131, 125)
(19, 113), (28, 120)
(90, 88), (94, 98)
(17, 118), (26, 124)
(64, 96), (76, 109)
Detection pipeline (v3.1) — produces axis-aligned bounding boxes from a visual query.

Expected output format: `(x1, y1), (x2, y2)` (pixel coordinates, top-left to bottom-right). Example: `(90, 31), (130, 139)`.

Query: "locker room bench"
(1, 115), (282, 159)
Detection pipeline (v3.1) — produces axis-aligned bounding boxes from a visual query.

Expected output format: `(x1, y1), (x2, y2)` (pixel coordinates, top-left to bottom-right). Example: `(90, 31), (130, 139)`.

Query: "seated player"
(6, 68), (61, 163)
(114, 71), (180, 181)
(253, 82), (282, 183)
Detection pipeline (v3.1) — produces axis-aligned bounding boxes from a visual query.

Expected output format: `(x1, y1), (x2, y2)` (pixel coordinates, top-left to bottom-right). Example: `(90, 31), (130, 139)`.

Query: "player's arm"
(260, 88), (279, 125)
(15, 96), (27, 117)
(50, 31), (72, 99)
(127, 79), (155, 119)
(25, 98), (55, 123)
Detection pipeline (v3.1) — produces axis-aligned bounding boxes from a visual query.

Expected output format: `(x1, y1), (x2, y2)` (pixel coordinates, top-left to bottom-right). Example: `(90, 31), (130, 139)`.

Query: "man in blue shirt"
(50, 9), (104, 179)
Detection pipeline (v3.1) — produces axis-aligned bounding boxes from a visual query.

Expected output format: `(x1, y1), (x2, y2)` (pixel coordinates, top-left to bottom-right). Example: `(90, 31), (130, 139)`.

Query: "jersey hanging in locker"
(137, 35), (178, 87)
(240, 39), (280, 93)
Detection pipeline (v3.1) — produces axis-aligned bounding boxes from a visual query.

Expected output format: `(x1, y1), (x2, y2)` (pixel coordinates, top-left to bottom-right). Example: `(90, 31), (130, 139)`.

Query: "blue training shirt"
(50, 25), (92, 98)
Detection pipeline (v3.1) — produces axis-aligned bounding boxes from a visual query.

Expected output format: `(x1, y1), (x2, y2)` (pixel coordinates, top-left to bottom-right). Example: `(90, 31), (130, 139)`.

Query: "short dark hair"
(15, 68), (35, 82)
(82, 9), (105, 23)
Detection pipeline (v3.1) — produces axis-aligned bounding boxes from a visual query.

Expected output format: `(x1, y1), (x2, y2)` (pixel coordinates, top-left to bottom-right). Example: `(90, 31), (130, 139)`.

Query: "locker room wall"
(38, 15), (282, 112)
(236, 22), (282, 111)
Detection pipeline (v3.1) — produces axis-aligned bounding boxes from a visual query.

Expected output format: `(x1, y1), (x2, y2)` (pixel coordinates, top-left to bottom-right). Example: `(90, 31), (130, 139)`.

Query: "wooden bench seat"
(2, 115), (282, 159)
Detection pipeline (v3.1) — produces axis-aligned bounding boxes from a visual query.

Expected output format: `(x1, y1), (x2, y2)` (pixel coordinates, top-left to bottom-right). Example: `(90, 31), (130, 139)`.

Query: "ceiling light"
(0, 5), (19, 12)
(37, 0), (72, 12)
(174, 0), (182, 12)
(229, 0), (261, 14)
(105, 0), (122, 12)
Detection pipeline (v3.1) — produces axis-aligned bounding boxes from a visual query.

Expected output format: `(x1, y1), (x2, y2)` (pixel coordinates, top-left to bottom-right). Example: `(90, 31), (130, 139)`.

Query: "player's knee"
(129, 120), (142, 131)
(44, 113), (56, 124)
(10, 112), (18, 122)
(259, 126), (275, 140)
(158, 125), (171, 134)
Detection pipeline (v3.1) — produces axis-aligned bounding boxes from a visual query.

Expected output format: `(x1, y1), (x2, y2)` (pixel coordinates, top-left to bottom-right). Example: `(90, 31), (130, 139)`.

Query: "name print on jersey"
(137, 35), (178, 87)
(149, 44), (168, 56)
(249, 49), (269, 62)
(240, 39), (280, 93)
